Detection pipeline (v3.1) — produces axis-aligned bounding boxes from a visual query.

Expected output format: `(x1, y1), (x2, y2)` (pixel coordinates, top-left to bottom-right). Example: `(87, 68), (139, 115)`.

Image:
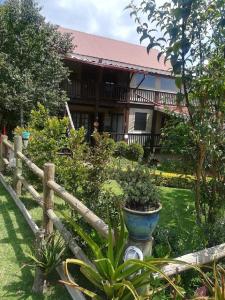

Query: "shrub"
(114, 141), (129, 158)
(127, 143), (144, 161)
(116, 164), (160, 211)
(153, 172), (195, 189)
(157, 157), (194, 175)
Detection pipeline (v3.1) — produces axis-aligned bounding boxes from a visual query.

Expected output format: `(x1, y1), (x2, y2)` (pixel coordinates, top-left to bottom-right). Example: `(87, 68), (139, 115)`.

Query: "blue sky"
(1, 0), (166, 44)
(0, 0), (140, 43)
(37, 0), (145, 44)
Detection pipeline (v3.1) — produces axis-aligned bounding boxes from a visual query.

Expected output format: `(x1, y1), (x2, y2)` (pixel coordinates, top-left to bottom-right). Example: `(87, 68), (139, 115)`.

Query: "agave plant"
(61, 211), (186, 299)
(27, 232), (66, 276)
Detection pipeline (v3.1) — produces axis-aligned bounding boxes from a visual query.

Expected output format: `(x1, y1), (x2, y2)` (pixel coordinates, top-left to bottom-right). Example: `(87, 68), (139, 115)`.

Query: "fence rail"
(1, 134), (225, 297)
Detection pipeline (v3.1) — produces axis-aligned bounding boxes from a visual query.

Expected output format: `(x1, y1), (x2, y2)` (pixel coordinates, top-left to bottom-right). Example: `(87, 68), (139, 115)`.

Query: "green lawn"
(0, 183), (70, 300)
(159, 186), (195, 229)
(0, 173), (197, 299)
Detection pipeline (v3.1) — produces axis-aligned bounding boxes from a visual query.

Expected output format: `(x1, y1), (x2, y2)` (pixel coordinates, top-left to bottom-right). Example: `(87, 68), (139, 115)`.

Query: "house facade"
(60, 27), (186, 150)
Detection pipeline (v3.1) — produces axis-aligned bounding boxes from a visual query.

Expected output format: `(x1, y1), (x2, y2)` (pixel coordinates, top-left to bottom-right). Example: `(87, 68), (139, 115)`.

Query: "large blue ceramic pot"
(123, 204), (162, 241)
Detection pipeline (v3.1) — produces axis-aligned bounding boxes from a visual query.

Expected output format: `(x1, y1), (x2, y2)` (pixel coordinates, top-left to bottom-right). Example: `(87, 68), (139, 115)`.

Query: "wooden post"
(0, 135), (8, 172)
(43, 163), (55, 235)
(32, 229), (47, 294)
(14, 135), (23, 195)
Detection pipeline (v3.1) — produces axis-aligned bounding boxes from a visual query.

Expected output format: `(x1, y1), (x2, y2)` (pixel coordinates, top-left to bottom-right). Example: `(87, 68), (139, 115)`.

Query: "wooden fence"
(1, 134), (225, 299)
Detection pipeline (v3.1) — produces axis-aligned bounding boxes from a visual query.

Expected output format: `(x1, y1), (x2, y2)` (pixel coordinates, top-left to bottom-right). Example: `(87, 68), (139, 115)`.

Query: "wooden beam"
(47, 209), (92, 265)
(56, 265), (86, 300)
(47, 180), (110, 240)
(161, 243), (225, 277)
(0, 135), (8, 172)
(14, 136), (23, 196)
(3, 158), (9, 166)
(17, 174), (43, 206)
(0, 173), (86, 300)
(0, 173), (39, 234)
(43, 163), (55, 235)
(3, 139), (14, 151)
(17, 151), (44, 179)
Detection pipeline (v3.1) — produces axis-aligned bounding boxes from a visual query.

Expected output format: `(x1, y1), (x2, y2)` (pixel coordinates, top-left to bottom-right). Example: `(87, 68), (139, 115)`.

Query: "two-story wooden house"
(60, 27), (187, 150)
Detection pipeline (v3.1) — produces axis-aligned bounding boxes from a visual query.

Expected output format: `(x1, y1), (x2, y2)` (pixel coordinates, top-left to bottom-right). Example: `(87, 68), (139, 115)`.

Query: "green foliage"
(62, 211), (184, 299)
(115, 164), (160, 211)
(114, 141), (129, 158)
(127, 143), (144, 162)
(96, 180), (124, 227)
(83, 132), (116, 208)
(157, 158), (194, 176)
(0, 0), (73, 127)
(18, 104), (89, 196)
(27, 233), (66, 276)
(128, 0), (225, 226)
(161, 117), (194, 157)
(114, 141), (144, 162)
(153, 173), (194, 190)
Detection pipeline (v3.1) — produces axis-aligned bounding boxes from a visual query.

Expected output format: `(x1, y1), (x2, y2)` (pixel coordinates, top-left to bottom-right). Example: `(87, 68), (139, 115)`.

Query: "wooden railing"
(66, 79), (179, 106)
(1, 134), (225, 298)
(110, 133), (161, 149)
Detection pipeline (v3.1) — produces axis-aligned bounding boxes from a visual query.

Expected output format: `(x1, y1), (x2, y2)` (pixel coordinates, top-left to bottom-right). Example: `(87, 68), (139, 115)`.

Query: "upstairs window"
(160, 78), (177, 92)
(134, 112), (147, 131)
(131, 73), (156, 90)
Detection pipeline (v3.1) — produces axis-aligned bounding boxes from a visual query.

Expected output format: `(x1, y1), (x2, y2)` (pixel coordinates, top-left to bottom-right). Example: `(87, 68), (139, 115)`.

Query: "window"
(160, 78), (177, 92)
(134, 112), (147, 131)
(72, 112), (89, 131)
(131, 73), (156, 90)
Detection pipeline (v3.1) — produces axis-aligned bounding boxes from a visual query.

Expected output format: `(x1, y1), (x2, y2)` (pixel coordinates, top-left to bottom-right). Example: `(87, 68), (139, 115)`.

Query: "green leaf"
(63, 214), (104, 259)
(175, 76), (183, 89)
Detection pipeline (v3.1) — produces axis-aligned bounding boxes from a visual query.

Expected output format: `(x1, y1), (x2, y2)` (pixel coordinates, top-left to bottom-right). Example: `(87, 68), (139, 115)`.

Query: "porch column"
(124, 84), (130, 142)
(94, 68), (103, 132)
(150, 109), (158, 152)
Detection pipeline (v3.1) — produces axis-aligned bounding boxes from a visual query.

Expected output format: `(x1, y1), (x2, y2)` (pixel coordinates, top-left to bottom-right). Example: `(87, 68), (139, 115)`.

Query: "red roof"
(155, 104), (189, 116)
(59, 27), (171, 75)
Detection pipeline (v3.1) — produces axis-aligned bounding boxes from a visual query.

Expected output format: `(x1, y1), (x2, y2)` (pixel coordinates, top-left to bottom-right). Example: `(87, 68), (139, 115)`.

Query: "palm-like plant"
(28, 233), (66, 276)
(61, 211), (185, 299)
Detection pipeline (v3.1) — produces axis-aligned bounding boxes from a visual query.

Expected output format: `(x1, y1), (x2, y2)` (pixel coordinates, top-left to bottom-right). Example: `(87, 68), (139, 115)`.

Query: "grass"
(159, 186), (195, 229)
(0, 168), (197, 299)
(0, 183), (70, 300)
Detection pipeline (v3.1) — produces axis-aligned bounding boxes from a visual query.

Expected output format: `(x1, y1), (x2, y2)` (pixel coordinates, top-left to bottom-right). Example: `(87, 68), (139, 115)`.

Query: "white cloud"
(37, 0), (140, 44)
(37, 0), (170, 44)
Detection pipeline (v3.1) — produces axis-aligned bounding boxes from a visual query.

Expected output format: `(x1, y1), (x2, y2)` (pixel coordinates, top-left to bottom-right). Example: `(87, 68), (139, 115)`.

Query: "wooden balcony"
(66, 79), (180, 106)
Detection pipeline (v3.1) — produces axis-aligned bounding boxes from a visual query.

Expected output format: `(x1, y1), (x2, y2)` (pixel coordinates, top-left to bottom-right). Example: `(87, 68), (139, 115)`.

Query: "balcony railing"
(110, 133), (161, 149)
(66, 79), (180, 106)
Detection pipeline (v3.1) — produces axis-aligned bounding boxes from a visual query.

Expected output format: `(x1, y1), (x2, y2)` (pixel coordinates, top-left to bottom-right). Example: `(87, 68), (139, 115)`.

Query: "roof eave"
(64, 53), (172, 76)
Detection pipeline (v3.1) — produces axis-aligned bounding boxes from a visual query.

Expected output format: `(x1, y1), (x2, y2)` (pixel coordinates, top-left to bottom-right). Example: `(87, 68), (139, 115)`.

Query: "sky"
(37, 0), (157, 45)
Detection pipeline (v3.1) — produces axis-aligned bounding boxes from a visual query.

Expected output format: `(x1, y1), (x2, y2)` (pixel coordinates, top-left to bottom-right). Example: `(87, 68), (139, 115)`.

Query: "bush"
(157, 157), (194, 175)
(127, 143), (144, 162)
(114, 141), (129, 158)
(115, 164), (159, 211)
(153, 172), (195, 189)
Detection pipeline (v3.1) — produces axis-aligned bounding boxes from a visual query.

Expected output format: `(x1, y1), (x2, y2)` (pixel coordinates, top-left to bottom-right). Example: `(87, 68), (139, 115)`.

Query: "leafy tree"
(0, 0), (73, 129)
(127, 0), (225, 225)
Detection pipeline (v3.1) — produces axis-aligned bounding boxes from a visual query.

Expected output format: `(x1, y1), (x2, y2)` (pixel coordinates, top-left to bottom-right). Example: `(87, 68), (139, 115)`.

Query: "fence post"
(14, 135), (23, 196)
(0, 135), (8, 172)
(43, 163), (55, 235)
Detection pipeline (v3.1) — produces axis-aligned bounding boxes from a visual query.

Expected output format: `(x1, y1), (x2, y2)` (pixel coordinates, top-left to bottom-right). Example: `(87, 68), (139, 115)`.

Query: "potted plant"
(118, 164), (162, 241)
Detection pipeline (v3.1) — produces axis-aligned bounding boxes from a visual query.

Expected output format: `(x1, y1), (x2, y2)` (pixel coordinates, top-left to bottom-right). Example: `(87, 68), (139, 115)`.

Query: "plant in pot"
(117, 164), (162, 241)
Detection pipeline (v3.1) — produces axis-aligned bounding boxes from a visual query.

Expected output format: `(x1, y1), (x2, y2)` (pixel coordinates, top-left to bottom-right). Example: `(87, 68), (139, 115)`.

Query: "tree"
(0, 0), (73, 129)
(127, 0), (225, 225)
